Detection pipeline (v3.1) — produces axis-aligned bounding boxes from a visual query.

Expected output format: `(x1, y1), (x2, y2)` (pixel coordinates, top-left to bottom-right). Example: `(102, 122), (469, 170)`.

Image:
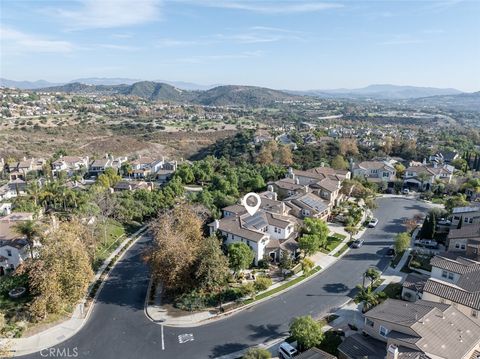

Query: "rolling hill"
(34, 81), (302, 107)
(296, 84), (463, 99)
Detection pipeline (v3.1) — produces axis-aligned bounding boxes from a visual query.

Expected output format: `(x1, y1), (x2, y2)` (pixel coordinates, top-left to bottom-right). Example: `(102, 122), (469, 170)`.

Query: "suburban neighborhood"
(1, 0), (480, 358)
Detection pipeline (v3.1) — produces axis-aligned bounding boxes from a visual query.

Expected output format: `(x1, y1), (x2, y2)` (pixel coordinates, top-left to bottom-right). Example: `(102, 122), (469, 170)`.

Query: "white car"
(278, 342), (298, 359)
(402, 188), (410, 195)
(368, 218), (379, 228)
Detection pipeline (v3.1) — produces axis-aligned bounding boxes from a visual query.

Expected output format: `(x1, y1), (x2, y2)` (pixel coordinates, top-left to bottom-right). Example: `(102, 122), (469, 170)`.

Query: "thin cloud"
(178, 51), (264, 64)
(50, 0), (162, 30)
(181, 0), (343, 14)
(156, 26), (305, 47)
(379, 38), (424, 46)
(0, 26), (75, 53)
(97, 44), (139, 51)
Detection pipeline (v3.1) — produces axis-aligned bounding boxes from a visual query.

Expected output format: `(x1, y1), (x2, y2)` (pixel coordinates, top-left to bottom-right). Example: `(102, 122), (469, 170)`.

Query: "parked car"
(386, 247), (396, 257)
(278, 342), (298, 359)
(414, 239), (439, 249)
(368, 218), (379, 228)
(351, 238), (364, 248)
(437, 218), (451, 226)
(402, 188), (410, 195)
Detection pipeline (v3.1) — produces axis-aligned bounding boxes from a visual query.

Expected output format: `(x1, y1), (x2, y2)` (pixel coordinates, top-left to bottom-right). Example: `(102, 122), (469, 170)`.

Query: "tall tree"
(23, 222), (93, 320)
(195, 236), (229, 292)
(289, 316), (324, 351)
(13, 220), (39, 259)
(227, 242), (254, 275)
(394, 232), (411, 253)
(148, 205), (205, 293)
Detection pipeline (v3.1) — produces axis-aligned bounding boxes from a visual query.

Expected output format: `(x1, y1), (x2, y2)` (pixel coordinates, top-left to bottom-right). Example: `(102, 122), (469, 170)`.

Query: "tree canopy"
(289, 315), (324, 351)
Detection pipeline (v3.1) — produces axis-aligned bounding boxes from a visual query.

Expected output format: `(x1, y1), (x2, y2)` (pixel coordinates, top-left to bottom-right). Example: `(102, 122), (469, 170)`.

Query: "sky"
(1, 0), (479, 91)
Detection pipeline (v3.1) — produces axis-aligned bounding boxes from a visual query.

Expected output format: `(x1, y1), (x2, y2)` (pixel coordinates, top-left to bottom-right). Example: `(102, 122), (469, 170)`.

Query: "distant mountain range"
(290, 84), (463, 99)
(28, 81), (299, 107)
(0, 77), (217, 91)
(1, 78), (477, 109)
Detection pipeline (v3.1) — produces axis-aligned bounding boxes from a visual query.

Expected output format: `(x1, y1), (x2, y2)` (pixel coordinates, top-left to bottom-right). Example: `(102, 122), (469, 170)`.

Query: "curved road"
(21, 198), (431, 359)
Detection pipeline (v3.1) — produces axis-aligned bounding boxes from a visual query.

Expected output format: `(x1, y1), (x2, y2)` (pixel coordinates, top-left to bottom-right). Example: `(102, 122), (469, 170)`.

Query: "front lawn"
(409, 252), (433, 272)
(322, 233), (347, 253)
(93, 219), (126, 270)
(382, 282), (403, 299)
(243, 266), (321, 305)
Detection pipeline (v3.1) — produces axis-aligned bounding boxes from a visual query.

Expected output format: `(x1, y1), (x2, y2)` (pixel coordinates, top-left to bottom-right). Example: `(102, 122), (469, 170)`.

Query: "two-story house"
(0, 212), (36, 275)
(451, 205), (480, 227)
(422, 254), (480, 323)
(89, 155), (127, 176)
(446, 223), (480, 259)
(52, 156), (89, 177)
(209, 196), (299, 264)
(350, 160), (396, 185)
(286, 166), (349, 207)
(404, 163), (454, 191)
(361, 299), (480, 359)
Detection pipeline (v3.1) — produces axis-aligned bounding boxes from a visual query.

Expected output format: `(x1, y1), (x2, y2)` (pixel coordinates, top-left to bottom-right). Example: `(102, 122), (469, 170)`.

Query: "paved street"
(20, 197), (432, 359)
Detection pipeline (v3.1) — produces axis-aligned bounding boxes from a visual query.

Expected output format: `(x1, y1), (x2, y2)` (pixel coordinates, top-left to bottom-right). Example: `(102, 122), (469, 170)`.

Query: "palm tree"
(355, 285), (386, 312)
(364, 268), (381, 289)
(13, 220), (39, 259)
(27, 181), (41, 207)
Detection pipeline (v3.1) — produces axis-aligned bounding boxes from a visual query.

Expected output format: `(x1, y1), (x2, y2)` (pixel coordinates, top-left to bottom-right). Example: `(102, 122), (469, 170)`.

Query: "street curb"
(4, 226), (148, 357)
(146, 233), (356, 328)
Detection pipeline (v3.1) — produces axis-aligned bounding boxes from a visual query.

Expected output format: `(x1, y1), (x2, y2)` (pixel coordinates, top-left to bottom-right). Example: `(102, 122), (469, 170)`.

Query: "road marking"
(178, 333), (194, 344)
(161, 324), (165, 350)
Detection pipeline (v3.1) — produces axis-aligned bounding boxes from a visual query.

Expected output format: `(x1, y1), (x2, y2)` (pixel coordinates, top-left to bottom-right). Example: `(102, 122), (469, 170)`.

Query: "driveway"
(20, 197), (432, 359)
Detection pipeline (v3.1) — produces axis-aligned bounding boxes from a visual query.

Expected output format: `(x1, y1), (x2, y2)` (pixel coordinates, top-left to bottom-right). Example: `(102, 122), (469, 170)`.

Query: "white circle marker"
(242, 193), (261, 216)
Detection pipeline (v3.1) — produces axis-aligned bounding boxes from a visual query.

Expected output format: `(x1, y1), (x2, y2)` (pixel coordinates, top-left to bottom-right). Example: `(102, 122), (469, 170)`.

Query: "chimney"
(288, 167), (294, 179)
(295, 178), (300, 185)
(386, 344), (399, 359)
(267, 184), (274, 192)
(321, 162), (325, 168)
(272, 192), (278, 201)
(213, 219), (220, 231)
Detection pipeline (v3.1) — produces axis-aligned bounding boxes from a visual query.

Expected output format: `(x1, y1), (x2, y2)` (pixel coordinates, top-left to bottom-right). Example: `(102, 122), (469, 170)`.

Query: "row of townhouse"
(208, 166), (350, 264)
(349, 157), (454, 190)
(2, 154), (177, 182)
(0, 212), (36, 275)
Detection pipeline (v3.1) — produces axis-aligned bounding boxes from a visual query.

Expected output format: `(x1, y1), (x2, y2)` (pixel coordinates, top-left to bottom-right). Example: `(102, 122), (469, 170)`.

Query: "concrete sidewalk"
(1, 226), (147, 357)
(146, 220), (362, 327)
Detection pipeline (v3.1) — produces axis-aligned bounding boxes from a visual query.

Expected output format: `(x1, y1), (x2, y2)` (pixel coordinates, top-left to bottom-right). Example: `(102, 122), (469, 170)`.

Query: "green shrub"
(254, 276), (272, 292)
(257, 259), (269, 269)
(0, 274), (28, 296)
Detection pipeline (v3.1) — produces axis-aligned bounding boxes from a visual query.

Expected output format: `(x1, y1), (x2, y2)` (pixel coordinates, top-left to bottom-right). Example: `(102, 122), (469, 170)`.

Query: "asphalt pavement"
(19, 197), (432, 359)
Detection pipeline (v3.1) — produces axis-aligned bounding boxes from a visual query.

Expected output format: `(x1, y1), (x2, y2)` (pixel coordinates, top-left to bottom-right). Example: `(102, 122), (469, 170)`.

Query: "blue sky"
(1, 0), (479, 91)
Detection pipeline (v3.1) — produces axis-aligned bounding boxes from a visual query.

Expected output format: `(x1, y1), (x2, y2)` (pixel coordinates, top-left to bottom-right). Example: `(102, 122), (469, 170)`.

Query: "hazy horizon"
(1, 0), (479, 92)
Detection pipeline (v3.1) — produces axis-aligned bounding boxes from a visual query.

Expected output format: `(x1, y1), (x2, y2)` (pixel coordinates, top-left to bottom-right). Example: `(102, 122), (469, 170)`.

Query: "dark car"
(351, 239), (364, 248)
(386, 247), (396, 257)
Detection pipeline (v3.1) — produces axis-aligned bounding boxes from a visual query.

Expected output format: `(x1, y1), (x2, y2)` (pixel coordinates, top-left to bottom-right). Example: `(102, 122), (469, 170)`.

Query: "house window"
(469, 218), (474, 223)
(465, 217), (469, 223)
(383, 172), (389, 177)
(365, 318), (374, 327)
(460, 244), (466, 250)
(442, 270), (448, 278)
(6, 250), (11, 257)
(448, 272), (454, 280)
(455, 243), (460, 249)
(454, 216), (460, 220)
(472, 310), (478, 318)
(379, 325), (389, 337)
